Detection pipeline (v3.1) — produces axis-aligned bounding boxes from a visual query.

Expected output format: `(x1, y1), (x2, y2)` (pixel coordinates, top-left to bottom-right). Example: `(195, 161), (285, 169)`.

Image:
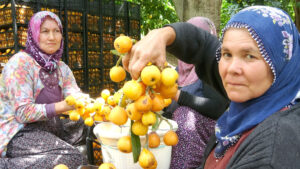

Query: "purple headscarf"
(25, 11), (64, 72)
(178, 17), (217, 87)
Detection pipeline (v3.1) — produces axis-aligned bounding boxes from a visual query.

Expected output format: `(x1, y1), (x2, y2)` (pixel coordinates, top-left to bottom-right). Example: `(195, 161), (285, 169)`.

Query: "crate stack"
(0, 0), (140, 98)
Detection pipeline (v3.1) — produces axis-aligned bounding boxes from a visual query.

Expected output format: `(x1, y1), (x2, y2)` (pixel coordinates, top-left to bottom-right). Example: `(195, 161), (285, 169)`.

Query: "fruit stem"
(132, 38), (137, 44)
(110, 49), (124, 66)
(145, 133), (149, 149)
(116, 54), (123, 67)
(145, 86), (151, 96)
(118, 92), (124, 107)
(150, 87), (156, 94)
(157, 113), (173, 130)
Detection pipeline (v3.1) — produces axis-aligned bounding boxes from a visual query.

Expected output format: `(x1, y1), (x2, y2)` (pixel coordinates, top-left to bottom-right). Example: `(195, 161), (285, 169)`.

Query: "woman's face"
(219, 28), (273, 103)
(39, 18), (62, 54)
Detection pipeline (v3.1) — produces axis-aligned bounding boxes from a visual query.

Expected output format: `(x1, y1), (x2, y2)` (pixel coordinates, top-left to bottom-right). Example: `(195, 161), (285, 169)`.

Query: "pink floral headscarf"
(25, 11), (64, 72)
(177, 17), (217, 87)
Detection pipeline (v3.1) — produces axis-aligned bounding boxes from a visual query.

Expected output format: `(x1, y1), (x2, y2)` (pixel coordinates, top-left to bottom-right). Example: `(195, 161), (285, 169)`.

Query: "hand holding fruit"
(122, 27), (176, 80)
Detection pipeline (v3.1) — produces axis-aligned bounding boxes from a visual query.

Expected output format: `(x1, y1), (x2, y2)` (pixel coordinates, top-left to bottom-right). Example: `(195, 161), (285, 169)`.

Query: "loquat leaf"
(131, 120), (141, 163)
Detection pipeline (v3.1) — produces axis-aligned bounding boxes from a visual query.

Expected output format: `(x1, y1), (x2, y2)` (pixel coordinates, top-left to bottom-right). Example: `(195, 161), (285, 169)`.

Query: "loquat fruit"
(161, 67), (178, 86)
(98, 163), (116, 169)
(117, 135), (132, 153)
(110, 66), (126, 82)
(132, 120), (148, 136)
(141, 65), (161, 86)
(114, 35), (133, 54)
(109, 106), (128, 125)
(163, 130), (179, 146)
(148, 132), (160, 148)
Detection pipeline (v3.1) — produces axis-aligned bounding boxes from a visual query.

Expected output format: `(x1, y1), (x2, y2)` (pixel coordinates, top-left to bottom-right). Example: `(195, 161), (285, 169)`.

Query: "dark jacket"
(198, 103), (300, 169)
(164, 79), (229, 120)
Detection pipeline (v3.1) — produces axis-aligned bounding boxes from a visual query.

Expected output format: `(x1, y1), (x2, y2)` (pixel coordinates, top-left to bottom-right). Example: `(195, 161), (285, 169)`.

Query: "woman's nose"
(227, 57), (242, 75)
(48, 31), (55, 39)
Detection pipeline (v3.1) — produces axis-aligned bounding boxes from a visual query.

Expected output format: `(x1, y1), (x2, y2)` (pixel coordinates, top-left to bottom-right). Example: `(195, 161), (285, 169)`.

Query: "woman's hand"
(122, 26), (176, 80)
(55, 100), (75, 115)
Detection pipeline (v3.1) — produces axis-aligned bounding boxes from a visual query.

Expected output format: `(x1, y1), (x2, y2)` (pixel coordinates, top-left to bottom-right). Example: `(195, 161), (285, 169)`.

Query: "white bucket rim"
(93, 119), (178, 140)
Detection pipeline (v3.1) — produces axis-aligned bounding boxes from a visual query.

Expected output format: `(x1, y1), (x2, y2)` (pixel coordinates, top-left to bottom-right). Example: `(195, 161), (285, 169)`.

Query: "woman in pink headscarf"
(164, 17), (229, 169)
(0, 11), (87, 169)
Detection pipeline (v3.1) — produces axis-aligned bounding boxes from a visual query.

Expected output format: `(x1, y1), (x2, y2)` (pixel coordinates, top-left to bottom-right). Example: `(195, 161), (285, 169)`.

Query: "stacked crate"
(0, 0), (140, 98)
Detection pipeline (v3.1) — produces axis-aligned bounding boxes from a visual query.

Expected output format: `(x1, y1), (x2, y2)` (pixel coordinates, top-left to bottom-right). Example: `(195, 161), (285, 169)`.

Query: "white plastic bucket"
(93, 119), (178, 169)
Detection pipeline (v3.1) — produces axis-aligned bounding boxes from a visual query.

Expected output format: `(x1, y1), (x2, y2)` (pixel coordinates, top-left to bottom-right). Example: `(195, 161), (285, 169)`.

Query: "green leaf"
(110, 49), (123, 57)
(131, 120), (141, 163)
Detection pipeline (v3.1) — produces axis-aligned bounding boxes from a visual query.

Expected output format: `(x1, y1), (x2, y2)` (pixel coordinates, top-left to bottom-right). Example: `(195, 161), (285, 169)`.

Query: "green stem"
(145, 133), (149, 149)
(110, 49), (124, 66)
(132, 39), (137, 44)
(157, 113), (173, 130)
(116, 54), (123, 67)
(136, 77), (142, 83)
(118, 92), (124, 107)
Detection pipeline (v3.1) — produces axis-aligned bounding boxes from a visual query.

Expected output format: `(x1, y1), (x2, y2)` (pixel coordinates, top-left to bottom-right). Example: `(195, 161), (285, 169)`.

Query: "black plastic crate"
(129, 19), (140, 37)
(73, 69), (85, 89)
(86, 126), (103, 166)
(65, 0), (84, 11)
(0, 28), (14, 48)
(68, 50), (83, 69)
(102, 33), (114, 50)
(128, 2), (140, 19)
(87, 0), (100, 16)
(39, 0), (62, 8)
(115, 1), (128, 18)
(102, 50), (116, 68)
(0, 0), (140, 98)
(87, 14), (100, 32)
(102, 16), (114, 34)
(0, 3), (13, 26)
(115, 18), (128, 35)
(102, 0), (114, 16)
(87, 51), (101, 67)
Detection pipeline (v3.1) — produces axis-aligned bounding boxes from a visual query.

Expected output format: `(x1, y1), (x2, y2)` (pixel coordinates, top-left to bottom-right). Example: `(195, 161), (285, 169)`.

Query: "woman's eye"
(246, 54), (255, 59)
(222, 53), (231, 58)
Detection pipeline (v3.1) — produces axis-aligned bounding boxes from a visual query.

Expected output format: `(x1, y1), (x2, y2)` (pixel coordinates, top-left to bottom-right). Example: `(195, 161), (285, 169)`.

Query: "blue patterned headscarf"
(214, 6), (300, 158)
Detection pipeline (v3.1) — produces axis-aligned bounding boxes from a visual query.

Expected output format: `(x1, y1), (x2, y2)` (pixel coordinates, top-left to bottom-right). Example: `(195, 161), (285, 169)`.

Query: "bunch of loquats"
(98, 35), (179, 169)
(56, 35), (179, 169)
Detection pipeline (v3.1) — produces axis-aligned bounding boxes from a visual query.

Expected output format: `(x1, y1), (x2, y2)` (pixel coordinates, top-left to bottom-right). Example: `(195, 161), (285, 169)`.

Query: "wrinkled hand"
(122, 26), (175, 80)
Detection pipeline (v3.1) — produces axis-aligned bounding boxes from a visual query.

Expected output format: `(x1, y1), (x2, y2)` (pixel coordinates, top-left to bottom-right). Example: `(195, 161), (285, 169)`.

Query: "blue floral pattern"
(241, 6), (293, 60)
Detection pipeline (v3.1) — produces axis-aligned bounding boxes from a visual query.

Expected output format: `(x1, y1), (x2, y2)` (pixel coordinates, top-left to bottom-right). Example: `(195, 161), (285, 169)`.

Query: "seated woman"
(0, 11), (87, 169)
(163, 16), (229, 169)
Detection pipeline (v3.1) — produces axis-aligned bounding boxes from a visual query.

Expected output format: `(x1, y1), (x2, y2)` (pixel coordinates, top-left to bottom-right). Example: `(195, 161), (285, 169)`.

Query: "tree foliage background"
(127, 0), (299, 36)
(126, 0), (179, 36)
(221, 0), (298, 33)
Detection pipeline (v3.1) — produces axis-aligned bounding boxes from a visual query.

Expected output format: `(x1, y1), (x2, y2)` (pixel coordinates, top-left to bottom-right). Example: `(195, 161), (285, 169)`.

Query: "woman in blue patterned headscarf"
(214, 5), (300, 157)
(123, 5), (300, 169)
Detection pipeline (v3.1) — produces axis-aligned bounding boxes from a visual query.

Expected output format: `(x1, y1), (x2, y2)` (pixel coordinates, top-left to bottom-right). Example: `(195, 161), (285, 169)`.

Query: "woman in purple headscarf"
(0, 11), (87, 169)
(163, 17), (229, 169)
